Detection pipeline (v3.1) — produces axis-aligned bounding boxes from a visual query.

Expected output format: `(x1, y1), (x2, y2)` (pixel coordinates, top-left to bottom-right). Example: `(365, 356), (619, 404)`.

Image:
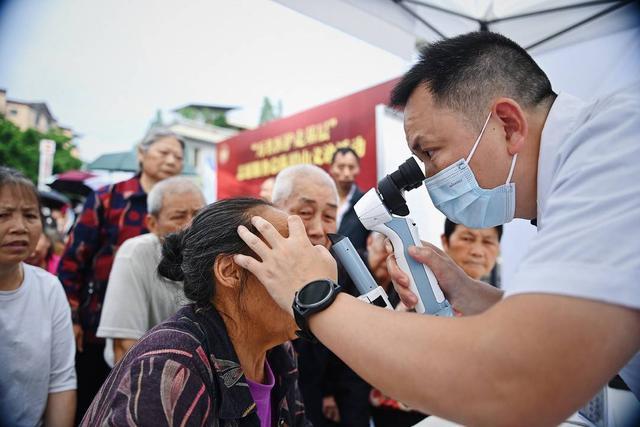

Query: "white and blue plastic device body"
(354, 188), (453, 317)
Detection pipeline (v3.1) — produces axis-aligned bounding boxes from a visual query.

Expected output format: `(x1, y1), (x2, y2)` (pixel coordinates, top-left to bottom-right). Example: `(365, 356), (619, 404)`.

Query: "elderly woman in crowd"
(57, 128), (185, 421)
(81, 198), (310, 427)
(0, 167), (76, 427)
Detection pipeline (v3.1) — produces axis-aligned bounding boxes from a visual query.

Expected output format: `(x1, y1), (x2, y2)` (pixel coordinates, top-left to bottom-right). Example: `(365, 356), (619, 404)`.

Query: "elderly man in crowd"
(58, 128), (184, 421)
(97, 177), (205, 366)
(259, 176), (276, 201)
(272, 164), (370, 427)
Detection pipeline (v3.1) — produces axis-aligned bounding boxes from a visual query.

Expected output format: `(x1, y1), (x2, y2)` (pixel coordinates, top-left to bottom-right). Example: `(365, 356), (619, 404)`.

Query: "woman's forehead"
(149, 136), (183, 151)
(0, 184), (39, 207)
(254, 205), (290, 237)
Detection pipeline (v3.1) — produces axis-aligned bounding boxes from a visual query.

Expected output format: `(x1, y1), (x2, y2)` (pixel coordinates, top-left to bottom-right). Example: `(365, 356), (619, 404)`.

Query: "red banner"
(217, 78), (400, 199)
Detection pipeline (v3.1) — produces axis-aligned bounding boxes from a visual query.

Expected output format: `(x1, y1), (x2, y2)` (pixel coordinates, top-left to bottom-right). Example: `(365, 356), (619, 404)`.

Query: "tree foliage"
(0, 115), (82, 183)
(150, 109), (164, 128)
(259, 96), (283, 124)
(175, 106), (233, 129)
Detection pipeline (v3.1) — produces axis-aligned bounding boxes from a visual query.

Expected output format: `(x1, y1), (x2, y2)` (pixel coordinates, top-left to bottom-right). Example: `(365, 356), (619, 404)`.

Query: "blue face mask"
(423, 113), (518, 228)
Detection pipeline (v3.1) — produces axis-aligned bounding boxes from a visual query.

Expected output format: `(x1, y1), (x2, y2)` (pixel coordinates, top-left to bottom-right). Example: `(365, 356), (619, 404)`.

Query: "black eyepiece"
(378, 157), (425, 216)
(389, 157), (425, 191)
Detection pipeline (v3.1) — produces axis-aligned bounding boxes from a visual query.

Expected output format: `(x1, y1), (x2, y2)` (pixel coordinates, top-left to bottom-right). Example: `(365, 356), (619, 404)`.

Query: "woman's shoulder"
(123, 306), (211, 367)
(85, 309), (215, 426)
(22, 263), (65, 296)
(23, 262), (57, 281)
(20, 264), (69, 316)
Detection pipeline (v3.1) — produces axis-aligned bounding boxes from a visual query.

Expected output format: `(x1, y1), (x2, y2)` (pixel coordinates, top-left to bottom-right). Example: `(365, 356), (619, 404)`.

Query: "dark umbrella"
(39, 189), (71, 210)
(49, 170), (97, 197)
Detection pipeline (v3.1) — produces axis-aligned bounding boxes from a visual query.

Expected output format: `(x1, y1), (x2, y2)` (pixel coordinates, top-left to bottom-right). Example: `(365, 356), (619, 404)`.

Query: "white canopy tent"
(273, 0), (639, 60)
(273, 0), (640, 288)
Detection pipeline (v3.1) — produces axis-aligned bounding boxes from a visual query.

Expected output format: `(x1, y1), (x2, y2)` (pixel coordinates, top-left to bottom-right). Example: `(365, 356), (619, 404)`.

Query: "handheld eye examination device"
(329, 233), (393, 310)
(353, 157), (452, 316)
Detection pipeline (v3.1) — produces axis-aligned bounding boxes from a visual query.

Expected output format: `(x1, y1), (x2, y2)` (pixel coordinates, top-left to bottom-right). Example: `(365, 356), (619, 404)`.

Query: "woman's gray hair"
(272, 164), (337, 204)
(147, 177), (203, 216)
(139, 128), (185, 152)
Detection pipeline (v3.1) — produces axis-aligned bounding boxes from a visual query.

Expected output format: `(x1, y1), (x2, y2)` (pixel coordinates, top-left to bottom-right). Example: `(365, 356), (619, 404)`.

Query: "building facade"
(0, 88), (73, 137)
(87, 103), (246, 203)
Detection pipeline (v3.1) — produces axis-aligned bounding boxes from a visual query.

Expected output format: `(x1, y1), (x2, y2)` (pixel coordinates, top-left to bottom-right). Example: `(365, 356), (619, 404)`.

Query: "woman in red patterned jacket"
(58, 128), (184, 421)
(81, 198), (311, 427)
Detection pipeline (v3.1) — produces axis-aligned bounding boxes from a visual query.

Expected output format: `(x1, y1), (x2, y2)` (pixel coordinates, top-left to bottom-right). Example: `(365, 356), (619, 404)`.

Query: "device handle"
(374, 217), (452, 316)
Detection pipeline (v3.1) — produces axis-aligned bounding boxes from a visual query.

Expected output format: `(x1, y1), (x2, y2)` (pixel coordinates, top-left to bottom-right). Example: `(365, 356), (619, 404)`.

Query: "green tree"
(212, 113), (229, 128)
(259, 96), (283, 124)
(175, 106), (233, 129)
(150, 109), (164, 128)
(0, 116), (82, 183)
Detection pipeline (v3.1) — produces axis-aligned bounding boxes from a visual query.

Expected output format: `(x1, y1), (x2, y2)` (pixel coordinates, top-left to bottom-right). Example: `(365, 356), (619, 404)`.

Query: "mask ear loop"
(505, 153), (518, 184)
(465, 112), (518, 185)
(466, 112), (493, 163)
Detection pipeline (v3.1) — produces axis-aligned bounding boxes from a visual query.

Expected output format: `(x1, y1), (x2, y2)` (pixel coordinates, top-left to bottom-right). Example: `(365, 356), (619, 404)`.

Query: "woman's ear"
(213, 255), (243, 290)
(492, 98), (528, 156)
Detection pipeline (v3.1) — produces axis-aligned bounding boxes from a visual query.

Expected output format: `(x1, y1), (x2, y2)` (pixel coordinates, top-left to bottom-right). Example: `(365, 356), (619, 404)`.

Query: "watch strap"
(293, 280), (341, 342)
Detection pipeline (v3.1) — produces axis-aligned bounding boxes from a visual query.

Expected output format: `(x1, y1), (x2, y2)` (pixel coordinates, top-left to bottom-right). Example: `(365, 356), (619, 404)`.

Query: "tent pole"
(393, 0), (447, 39)
(488, 0), (631, 24)
(525, 0), (637, 49)
(401, 0), (479, 22)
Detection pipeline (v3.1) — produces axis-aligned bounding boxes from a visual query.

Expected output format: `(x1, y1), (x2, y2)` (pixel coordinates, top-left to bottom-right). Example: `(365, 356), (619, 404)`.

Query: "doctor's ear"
(492, 98), (528, 155)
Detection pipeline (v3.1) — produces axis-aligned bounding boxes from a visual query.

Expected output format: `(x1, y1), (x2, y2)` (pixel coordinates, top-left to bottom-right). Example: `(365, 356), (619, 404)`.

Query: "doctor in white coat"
(233, 31), (640, 426)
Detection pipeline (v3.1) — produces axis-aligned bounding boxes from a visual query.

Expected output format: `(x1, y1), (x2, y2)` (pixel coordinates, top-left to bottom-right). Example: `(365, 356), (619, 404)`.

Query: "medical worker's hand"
(234, 215), (338, 315)
(386, 241), (502, 315)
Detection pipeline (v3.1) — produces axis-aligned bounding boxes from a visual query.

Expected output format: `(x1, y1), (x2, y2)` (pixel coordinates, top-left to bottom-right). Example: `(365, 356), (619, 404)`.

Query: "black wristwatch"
(292, 279), (341, 342)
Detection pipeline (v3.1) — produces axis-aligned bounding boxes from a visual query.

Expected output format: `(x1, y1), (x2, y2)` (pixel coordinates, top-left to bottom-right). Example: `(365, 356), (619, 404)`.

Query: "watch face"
(297, 281), (333, 308)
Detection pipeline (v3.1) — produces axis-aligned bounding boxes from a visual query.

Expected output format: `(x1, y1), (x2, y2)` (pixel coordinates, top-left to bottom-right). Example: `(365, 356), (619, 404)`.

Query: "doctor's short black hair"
(443, 218), (503, 242)
(390, 31), (556, 128)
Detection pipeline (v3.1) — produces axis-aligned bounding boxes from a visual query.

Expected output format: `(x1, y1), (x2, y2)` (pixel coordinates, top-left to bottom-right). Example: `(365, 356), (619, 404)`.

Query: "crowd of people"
(3, 30), (637, 427)
(0, 135), (502, 427)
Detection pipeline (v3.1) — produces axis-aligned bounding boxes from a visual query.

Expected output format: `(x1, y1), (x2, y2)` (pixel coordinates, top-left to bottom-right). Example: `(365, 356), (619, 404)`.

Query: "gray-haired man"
(97, 177), (205, 366)
(272, 164), (371, 427)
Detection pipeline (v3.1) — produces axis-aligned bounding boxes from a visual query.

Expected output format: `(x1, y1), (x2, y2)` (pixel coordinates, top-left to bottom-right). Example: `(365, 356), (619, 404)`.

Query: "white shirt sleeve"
(505, 95), (640, 310)
(49, 278), (77, 393)
(97, 246), (150, 340)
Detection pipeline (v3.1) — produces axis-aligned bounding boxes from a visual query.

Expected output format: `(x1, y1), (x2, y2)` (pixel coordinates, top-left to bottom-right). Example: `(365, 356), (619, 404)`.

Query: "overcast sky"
(0, 0), (407, 161)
